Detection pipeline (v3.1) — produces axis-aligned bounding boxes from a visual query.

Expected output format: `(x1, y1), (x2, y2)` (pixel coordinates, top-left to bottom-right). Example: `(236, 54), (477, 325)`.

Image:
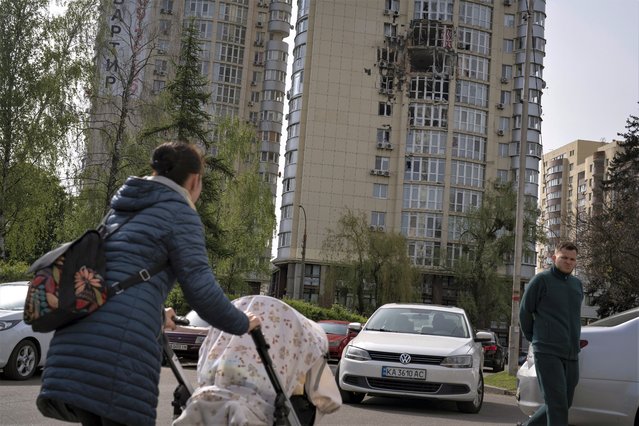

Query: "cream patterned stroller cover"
(173, 295), (341, 426)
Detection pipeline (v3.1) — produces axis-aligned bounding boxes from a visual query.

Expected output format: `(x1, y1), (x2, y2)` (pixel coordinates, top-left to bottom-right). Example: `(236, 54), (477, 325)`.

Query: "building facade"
(273, 0), (546, 304)
(90, 0), (294, 292)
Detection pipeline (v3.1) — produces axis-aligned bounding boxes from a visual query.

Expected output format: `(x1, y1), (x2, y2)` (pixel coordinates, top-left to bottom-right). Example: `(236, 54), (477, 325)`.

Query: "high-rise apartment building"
(272, 0), (546, 304)
(538, 139), (621, 267)
(90, 0), (293, 291)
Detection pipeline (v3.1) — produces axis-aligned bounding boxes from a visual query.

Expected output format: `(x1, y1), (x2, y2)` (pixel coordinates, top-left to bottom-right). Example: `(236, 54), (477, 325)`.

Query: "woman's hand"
(164, 307), (177, 331)
(246, 311), (261, 332)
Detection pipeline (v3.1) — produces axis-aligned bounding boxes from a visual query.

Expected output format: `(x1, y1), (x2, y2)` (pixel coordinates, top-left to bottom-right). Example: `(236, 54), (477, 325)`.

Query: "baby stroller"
(167, 295), (341, 426)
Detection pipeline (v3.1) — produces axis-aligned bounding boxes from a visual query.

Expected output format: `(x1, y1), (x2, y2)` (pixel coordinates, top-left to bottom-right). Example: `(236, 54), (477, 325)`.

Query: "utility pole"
(508, 0), (534, 376)
(296, 204), (307, 300)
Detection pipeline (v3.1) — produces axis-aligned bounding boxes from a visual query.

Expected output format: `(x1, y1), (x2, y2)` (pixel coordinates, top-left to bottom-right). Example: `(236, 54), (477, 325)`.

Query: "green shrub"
(283, 298), (367, 323)
(0, 261), (31, 282)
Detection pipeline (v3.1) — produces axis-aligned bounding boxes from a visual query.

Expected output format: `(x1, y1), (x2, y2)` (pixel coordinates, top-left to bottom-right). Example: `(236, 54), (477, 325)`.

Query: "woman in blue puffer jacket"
(36, 142), (260, 426)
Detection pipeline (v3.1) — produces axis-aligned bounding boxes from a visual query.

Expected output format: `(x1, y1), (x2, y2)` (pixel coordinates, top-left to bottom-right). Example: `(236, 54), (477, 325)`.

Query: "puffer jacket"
(37, 176), (249, 426)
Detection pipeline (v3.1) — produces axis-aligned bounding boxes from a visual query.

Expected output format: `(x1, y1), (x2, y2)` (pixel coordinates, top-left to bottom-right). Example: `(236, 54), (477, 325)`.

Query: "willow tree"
(0, 0), (96, 260)
(451, 182), (541, 328)
(322, 208), (418, 314)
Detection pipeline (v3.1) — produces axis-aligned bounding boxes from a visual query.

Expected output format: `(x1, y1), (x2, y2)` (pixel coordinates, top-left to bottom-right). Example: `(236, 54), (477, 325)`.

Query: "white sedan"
(0, 281), (54, 380)
(516, 306), (639, 425)
(336, 303), (492, 413)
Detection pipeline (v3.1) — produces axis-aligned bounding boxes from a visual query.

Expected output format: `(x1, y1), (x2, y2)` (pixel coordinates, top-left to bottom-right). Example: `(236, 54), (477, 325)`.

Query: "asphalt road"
(0, 364), (524, 425)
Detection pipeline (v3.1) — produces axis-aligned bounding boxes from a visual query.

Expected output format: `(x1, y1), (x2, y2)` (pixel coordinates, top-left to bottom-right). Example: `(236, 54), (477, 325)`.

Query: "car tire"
(494, 356), (505, 372)
(335, 363), (366, 404)
(457, 372), (484, 414)
(2, 339), (39, 380)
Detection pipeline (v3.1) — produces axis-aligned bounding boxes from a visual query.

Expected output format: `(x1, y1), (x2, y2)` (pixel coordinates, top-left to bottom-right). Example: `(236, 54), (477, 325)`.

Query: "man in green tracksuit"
(518, 241), (583, 426)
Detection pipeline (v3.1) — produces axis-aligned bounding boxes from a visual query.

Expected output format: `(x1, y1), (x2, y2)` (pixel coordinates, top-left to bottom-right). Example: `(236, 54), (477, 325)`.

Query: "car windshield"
(0, 283), (27, 311)
(185, 310), (210, 328)
(319, 322), (348, 335)
(586, 307), (639, 327)
(365, 307), (469, 338)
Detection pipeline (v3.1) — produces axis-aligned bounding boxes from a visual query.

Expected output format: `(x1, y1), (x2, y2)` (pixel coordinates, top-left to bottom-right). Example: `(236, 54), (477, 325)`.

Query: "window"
(414, 0), (453, 21)
(409, 75), (450, 101)
(283, 177), (295, 192)
(155, 59), (168, 73)
(402, 212), (442, 238)
(284, 150), (296, 165)
(497, 169), (509, 182)
(459, 1), (492, 29)
(159, 20), (171, 36)
(161, 0), (173, 12)
(371, 211), (386, 227)
(377, 128), (390, 143)
(217, 43), (244, 64)
(278, 232), (291, 247)
(504, 14), (515, 28)
(503, 39), (514, 53)
(448, 216), (465, 240)
(215, 64), (242, 84)
(452, 133), (486, 161)
(457, 28), (491, 55)
(451, 160), (485, 187)
(409, 104), (448, 127)
(403, 184), (444, 210)
(407, 240), (441, 267)
(458, 54), (489, 81)
(385, 0), (399, 13)
(404, 157), (446, 183)
(378, 102), (392, 116)
(502, 65), (513, 79)
(384, 23), (398, 38)
(291, 70), (304, 97)
(281, 204), (293, 219)
(217, 23), (246, 44)
(152, 80), (165, 93)
(214, 84), (240, 104)
(375, 156), (390, 171)
(500, 91), (511, 105)
(450, 187), (482, 212)
(498, 143), (509, 157)
(456, 81), (488, 107)
(453, 106), (486, 134)
(186, 0), (213, 18)
(373, 183), (388, 199)
(406, 130), (447, 155)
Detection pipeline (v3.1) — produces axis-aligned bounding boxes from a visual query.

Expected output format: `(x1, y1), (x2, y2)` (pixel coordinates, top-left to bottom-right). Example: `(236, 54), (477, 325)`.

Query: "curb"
(485, 385), (516, 396)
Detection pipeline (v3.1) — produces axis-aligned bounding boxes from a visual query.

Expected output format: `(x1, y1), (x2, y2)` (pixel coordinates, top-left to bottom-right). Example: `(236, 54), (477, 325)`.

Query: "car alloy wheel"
(3, 340), (38, 380)
(457, 373), (484, 414)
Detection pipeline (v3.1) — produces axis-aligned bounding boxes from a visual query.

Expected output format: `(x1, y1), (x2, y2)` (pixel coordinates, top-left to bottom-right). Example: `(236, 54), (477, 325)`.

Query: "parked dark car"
(165, 310), (209, 360)
(317, 320), (357, 361)
(480, 330), (506, 371)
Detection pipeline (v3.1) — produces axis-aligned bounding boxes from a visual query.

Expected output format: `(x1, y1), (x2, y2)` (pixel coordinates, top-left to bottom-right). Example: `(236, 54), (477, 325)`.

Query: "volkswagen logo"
(399, 353), (411, 364)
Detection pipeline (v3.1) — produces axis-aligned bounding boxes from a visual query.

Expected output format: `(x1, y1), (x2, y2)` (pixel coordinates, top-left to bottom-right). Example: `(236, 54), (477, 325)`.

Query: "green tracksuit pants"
(525, 352), (579, 426)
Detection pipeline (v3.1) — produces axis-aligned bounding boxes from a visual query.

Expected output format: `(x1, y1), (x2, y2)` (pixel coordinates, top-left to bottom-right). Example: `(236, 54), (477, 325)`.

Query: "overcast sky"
(541, 0), (639, 152)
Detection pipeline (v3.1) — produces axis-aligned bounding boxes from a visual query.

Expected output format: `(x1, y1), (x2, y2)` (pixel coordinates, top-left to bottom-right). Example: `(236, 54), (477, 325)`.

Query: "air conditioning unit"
(393, 11), (399, 17)
(384, 142), (393, 150)
(377, 225), (386, 231)
(383, 9), (390, 16)
(377, 142), (384, 148)
(157, 49), (167, 54)
(504, 0), (513, 6)
(383, 170), (390, 177)
(154, 70), (167, 76)
(248, 101), (254, 107)
(379, 60), (389, 68)
(370, 169), (378, 175)
(160, 8), (167, 14)
(458, 42), (470, 50)
(258, 1), (268, 7)
(497, 103), (504, 109)
(251, 81), (257, 86)
(497, 129), (505, 136)
(501, 77), (509, 84)
(369, 225), (377, 231)
(254, 61), (264, 66)
(256, 22), (263, 28)
(254, 40), (264, 47)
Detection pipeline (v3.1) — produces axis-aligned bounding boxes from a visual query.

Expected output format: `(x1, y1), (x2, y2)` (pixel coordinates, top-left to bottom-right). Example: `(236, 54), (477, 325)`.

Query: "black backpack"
(23, 211), (166, 332)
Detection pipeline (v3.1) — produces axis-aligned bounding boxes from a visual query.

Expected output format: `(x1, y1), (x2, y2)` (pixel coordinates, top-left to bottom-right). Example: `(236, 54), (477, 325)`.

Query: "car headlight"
(0, 319), (22, 331)
(344, 345), (371, 361)
(441, 355), (473, 368)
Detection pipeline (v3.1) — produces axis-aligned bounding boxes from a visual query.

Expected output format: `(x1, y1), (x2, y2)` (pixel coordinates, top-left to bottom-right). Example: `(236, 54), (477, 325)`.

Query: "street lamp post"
(508, 0), (534, 376)
(297, 205), (307, 300)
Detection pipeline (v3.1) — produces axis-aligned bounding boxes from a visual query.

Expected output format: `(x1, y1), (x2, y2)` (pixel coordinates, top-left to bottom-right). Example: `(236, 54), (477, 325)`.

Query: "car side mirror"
(348, 322), (362, 334)
(474, 331), (493, 342)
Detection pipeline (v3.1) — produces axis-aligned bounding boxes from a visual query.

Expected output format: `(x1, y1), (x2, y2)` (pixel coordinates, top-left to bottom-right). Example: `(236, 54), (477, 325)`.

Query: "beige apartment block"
(272, 0), (546, 305)
(89, 0), (293, 292)
(539, 139), (621, 268)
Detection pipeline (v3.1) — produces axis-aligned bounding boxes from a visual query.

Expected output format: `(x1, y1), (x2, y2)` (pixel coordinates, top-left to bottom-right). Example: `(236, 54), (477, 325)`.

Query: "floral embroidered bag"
(23, 211), (166, 332)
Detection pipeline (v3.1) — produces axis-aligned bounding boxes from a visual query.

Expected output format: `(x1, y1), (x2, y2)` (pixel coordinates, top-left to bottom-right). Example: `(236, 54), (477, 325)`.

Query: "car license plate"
(170, 343), (188, 351)
(381, 366), (426, 380)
